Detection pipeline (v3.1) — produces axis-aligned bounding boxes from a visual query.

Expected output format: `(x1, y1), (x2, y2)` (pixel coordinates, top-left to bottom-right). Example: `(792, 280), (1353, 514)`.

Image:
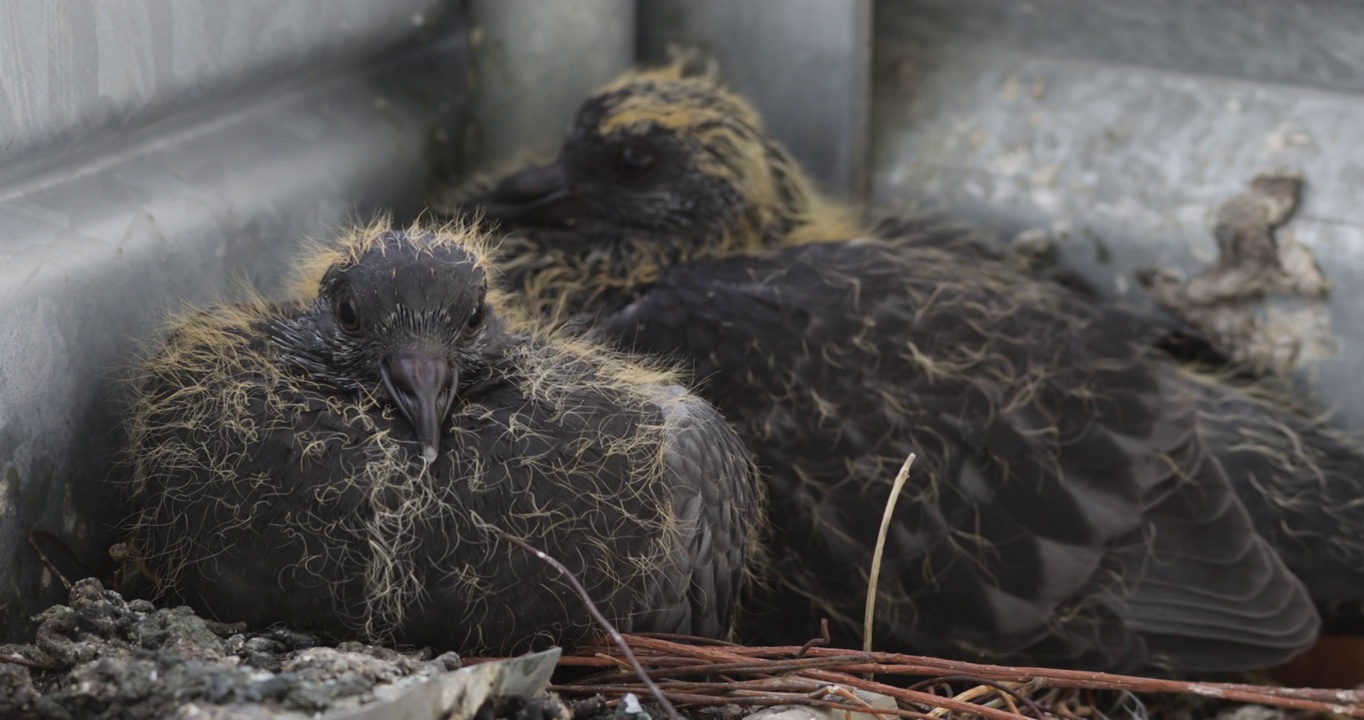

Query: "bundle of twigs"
(478, 510), (1363, 720)
(468, 629), (1363, 720)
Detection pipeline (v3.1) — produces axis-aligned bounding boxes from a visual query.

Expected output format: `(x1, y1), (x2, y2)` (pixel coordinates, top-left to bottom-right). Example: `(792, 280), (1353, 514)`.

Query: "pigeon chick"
(440, 64), (1364, 673)
(123, 221), (760, 656)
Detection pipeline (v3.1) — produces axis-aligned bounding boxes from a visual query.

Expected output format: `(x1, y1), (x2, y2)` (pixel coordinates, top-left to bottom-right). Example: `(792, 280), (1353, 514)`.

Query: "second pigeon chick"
(441, 63), (1364, 673)
(123, 221), (760, 656)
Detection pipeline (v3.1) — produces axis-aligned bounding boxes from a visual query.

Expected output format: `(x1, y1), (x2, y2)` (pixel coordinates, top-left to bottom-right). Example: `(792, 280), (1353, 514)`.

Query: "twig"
(865, 453), (915, 652)
(489, 528), (682, 720)
(796, 618), (830, 660)
(1, 653), (56, 671)
(28, 529), (73, 592)
(912, 676), (1047, 719)
(619, 636), (1035, 720)
(556, 636), (1363, 717)
(632, 632), (738, 646)
(32, 529), (100, 578)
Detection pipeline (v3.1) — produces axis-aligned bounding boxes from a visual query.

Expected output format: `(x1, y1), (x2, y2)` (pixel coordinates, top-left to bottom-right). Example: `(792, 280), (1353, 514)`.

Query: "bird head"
(468, 65), (854, 264)
(275, 224), (500, 462)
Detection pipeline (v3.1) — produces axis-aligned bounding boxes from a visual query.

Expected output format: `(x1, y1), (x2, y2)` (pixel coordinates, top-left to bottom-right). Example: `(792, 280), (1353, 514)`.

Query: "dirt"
(0, 578), (525, 720)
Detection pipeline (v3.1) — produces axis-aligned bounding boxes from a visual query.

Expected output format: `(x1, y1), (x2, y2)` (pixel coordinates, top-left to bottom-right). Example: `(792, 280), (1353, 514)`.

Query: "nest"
(8, 521), (1364, 719)
(479, 522), (1364, 720)
(471, 631), (1362, 720)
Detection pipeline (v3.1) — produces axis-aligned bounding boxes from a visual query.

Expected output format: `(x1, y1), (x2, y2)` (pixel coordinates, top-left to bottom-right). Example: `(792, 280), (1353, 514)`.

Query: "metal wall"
(870, 0), (1364, 426)
(464, 0), (636, 169)
(0, 0), (468, 640)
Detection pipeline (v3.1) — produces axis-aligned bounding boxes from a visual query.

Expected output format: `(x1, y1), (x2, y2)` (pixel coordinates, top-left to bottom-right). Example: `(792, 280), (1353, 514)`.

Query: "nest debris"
(0, 578), (547, 720)
(6, 538), (1363, 720)
(1137, 169), (1335, 377)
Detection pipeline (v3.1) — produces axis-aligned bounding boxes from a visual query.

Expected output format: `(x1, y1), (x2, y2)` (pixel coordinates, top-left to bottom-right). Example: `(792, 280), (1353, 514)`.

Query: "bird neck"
(739, 136), (865, 249)
(781, 192), (865, 247)
(492, 183), (862, 323)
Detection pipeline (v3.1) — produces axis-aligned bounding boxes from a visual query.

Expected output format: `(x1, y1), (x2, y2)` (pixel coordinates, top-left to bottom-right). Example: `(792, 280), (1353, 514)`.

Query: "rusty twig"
(532, 634), (1364, 718)
(796, 618), (831, 660)
(27, 529), (73, 592)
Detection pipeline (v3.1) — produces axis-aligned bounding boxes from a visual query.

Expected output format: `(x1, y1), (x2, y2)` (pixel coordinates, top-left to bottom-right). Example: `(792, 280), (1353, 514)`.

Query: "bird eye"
(334, 291), (362, 334)
(463, 300), (486, 337)
(613, 140), (657, 184)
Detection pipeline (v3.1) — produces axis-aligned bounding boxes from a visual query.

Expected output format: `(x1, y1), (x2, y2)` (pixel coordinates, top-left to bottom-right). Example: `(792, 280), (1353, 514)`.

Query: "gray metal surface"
(464, 0), (636, 169)
(0, 1), (453, 183)
(870, 0), (1364, 426)
(0, 0), (466, 642)
(639, 0), (872, 197)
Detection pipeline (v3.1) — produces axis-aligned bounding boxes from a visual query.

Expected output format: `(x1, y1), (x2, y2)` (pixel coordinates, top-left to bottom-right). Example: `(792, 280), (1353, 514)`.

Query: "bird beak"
(380, 348), (457, 463)
(478, 159), (586, 227)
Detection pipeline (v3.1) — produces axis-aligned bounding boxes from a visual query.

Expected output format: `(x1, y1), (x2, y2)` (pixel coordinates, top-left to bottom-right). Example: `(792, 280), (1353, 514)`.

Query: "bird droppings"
(0, 578), (545, 720)
(1137, 168), (1334, 376)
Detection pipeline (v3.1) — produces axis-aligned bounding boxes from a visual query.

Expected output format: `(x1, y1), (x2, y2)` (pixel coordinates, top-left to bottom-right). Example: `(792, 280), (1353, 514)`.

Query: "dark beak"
(478, 160), (586, 227)
(380, 349), (457, 463)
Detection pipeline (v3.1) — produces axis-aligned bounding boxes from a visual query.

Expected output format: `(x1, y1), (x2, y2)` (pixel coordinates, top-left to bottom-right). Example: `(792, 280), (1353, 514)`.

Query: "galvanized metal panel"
(870, 0), (1364, 426)
(876, 0), (1364, 96)
(0, 0), (454, 181)
(0, 1), (467, 641)
(638, 0), (873, 197)
(464, 0), (636, 169)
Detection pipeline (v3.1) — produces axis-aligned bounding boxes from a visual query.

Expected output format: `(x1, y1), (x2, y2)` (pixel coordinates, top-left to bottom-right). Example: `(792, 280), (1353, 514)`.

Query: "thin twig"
(581, 636), (1364, 717)
(632, 632), (739, 646)
(28, 529), (72, 592)
(472, 631), (1364, 718)
(916, 679), (1053, 714)
(816, 683), (898, 720)
(619, 635), (1034, 720)
(865, 453), (915, 652)
(796, 618), (830, 660)
(1, 653), (56, 671)
(32, 529), (100, 578)
(490, 528), (681, 720)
